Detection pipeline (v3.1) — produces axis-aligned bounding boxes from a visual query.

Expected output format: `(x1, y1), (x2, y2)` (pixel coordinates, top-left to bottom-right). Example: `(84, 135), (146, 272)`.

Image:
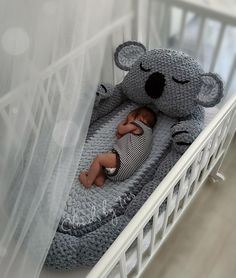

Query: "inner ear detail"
(114, 41), (146, 71)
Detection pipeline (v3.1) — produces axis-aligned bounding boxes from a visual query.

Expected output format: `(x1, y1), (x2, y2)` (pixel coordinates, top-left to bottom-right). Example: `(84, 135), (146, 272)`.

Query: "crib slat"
(69, 60), (83, 104)
(146, 0), (152, 50)
(225, 55), (236, 93)
(150, 209), (158, 255)
(123, 21), (132, 42)
(21, 99), (37, 135)
(162, 190), (173, 237)
(39, 82), (54, 124)
(213, 112), (235, 160)
(194, 145), (209, 189)
(111, 35), (117, 85)
(112, 31), (124, 84)
(119, 252), (127, 278)
(70, 61), (78, 88)
(209, 23), (226, 72)
(155, 0), (165, 47)
(201, 128), (221, 178)
(212, 110), (236, 171)
(149, 11), (161, 48)
(178, 9), (187, 49)
(212, 119), (229, 161)
(137, 229), (143, 273)
(206, 112), (235, 181)
(45, 74), (57, 107)
(137, 0), (150, 44)
(173, 171), (186, 220)
(212, 121), (226, 157)
(162, 3), (171, 48)
(183, 156), (199, 206)
(195, 16), (206, 57)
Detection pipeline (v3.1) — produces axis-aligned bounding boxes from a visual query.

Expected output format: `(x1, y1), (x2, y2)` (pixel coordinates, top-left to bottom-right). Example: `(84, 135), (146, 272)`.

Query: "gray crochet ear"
(114, 41), (146, 71)
(196, 73), (224, 107)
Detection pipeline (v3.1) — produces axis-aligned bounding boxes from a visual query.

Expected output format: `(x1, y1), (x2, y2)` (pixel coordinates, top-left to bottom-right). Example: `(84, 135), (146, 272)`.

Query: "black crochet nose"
(145, 71), (165, 99)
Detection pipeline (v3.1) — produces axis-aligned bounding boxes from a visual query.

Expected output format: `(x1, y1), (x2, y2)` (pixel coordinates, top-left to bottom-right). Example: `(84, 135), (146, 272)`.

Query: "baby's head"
(127, 106), (157, 128)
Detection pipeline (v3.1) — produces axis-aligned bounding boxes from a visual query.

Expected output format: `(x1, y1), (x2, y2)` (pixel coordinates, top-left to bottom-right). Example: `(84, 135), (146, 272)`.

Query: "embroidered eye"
(140, 62), (151, 72)
(172, 77), (190, 84)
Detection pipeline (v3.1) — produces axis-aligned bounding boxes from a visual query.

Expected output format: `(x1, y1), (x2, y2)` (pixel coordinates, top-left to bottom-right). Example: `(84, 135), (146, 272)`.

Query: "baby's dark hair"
(130, 106), (157, 128)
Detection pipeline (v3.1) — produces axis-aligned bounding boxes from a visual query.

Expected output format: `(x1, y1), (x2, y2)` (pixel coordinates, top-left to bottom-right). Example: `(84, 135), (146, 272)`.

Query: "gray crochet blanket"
(45, 101), (181, 269)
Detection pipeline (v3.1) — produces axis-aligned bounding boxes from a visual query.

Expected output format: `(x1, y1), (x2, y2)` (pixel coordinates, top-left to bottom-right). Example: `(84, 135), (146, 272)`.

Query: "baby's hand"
(116, 120), (138, 137)
(116, 130), (122, 139)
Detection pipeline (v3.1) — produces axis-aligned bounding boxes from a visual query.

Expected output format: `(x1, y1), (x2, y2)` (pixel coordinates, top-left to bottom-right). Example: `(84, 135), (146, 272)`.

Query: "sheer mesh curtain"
(0, 0), (132, 277)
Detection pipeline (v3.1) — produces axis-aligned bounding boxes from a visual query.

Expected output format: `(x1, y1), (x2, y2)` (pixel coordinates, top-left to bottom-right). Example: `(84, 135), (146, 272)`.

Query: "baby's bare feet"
(95, 174), (105, 187)
(79, 172), (92, 188)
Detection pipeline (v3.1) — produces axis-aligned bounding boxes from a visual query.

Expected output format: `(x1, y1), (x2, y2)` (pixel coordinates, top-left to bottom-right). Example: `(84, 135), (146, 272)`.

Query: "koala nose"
(145, 71), (165, 99)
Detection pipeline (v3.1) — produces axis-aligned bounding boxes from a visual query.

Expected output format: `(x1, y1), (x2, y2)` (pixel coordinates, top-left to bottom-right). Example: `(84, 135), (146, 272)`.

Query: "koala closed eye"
(140, 62), (151, 72)
(172, 77), (190, 84)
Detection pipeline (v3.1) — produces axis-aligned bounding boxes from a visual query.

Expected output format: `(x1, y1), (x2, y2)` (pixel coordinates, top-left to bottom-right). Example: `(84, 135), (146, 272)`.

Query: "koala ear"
(196, 73), (224, 107)
(114, 41), (146, 71)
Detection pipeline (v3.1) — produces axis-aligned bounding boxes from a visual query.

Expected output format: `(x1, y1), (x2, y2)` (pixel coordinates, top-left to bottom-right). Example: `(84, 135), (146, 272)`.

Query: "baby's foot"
(95, 173), (105, 187)
(79, 172), (92, 188)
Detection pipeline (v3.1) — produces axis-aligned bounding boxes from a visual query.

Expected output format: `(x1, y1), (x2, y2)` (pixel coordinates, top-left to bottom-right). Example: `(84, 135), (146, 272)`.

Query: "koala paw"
(171, 122), (200, 154)
(94, 83), (114, 106)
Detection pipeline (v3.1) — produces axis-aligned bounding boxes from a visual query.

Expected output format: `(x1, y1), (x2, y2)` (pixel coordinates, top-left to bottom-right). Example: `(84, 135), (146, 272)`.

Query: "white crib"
(1, 0), (236, 278)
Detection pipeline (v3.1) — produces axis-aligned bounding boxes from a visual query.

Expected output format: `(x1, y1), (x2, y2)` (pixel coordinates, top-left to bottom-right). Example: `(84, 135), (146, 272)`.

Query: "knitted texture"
(57, 102), (176, 238)
(45, 42), (223, 270)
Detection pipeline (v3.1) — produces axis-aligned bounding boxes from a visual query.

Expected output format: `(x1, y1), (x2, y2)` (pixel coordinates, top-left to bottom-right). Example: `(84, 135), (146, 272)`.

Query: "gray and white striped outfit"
(105, 119), (153, 181)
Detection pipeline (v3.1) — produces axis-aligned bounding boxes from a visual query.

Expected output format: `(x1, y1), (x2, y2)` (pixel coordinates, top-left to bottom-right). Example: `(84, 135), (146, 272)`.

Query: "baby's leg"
(80, 153), (117, 187)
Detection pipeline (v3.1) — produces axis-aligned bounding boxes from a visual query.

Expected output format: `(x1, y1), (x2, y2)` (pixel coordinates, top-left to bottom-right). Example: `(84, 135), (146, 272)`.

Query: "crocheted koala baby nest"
(45, 41), (223, 269)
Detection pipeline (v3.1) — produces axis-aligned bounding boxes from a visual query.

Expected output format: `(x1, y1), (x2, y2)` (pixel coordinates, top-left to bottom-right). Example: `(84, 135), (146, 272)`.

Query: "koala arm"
(90, 83), (127, 125)
(171, 106), (205, 154)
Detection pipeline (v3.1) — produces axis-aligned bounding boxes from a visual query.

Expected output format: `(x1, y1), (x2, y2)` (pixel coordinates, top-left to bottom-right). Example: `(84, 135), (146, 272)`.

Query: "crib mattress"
(44, 104), (218, 270)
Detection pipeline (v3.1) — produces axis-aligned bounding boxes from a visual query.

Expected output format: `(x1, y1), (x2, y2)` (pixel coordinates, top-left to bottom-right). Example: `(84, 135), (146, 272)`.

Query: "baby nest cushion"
(45, 41), (223, 269)
(58, 101), (176, 237)
(45, 102), (177, 269)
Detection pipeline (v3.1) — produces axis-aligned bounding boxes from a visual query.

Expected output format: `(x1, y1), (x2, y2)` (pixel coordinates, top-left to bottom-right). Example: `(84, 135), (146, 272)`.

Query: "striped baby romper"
(105, 119), (153, 181)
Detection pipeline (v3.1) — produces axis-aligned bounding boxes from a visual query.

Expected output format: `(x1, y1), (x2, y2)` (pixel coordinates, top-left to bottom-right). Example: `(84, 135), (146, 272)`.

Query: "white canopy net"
(0, 0), (132, 277)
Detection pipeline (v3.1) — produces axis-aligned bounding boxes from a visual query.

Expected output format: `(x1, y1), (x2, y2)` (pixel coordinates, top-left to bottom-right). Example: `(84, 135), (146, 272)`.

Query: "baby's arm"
(117, 122), (141, 137)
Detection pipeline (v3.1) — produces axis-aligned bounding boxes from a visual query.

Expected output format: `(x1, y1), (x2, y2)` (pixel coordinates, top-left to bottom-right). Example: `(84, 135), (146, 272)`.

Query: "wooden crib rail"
(87, 93), (236, 278)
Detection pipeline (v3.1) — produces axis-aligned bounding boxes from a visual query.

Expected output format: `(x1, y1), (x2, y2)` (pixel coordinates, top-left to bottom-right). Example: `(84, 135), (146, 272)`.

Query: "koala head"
(115, 41), (223, 118)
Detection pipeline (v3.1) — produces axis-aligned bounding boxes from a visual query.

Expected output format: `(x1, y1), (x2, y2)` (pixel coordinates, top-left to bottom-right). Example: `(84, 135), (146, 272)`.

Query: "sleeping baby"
(79, 106), (157, 188)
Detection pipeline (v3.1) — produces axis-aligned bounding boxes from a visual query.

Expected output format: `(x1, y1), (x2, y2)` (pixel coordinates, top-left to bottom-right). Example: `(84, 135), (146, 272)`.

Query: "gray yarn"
(45, 42), (223, 270)
(58, 104), (175, 238)
(46, 215), (130, 269)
